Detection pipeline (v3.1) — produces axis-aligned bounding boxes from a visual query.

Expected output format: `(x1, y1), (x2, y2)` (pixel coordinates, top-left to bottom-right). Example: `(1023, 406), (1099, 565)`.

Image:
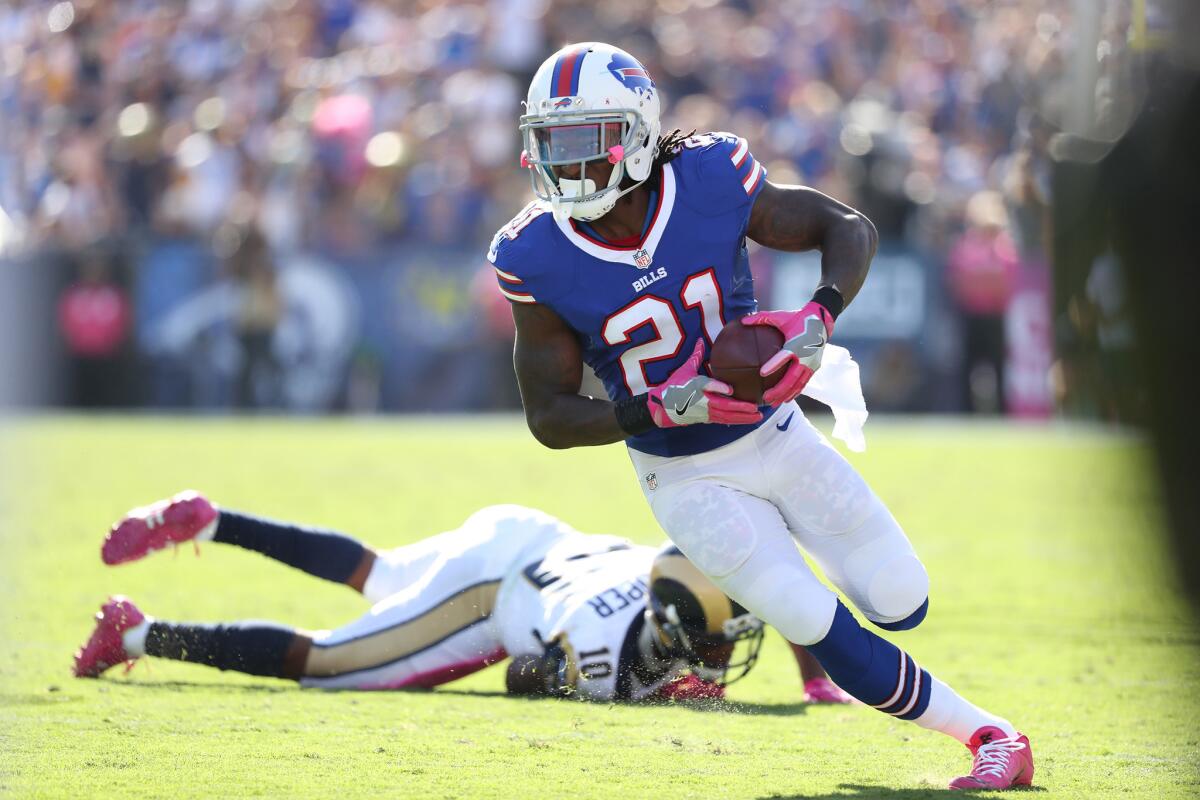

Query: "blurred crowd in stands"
(0, 0), (1140, 417)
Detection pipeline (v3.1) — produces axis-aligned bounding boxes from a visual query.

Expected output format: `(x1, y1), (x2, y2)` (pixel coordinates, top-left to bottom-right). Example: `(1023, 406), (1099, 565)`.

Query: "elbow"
(525, 410), (572, 450)
(534, 432), (574, 451)
(849, 211), (879, 259)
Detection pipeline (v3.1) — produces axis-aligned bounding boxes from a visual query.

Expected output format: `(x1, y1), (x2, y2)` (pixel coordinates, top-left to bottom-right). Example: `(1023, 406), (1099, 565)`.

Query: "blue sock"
(806, 601), (932, 721)
(213, 510), (367, 585)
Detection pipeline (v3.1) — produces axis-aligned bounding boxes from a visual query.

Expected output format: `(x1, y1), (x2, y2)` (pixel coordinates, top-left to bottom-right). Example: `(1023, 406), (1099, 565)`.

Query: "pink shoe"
(803, 676), (853, 704)
(948, 726), (1035, 790)
(101, 490), (218, 565)
(73, 596), (145, 678)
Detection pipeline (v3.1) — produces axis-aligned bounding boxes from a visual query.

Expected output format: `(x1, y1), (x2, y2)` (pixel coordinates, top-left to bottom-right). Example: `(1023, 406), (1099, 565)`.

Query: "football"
(709, 317), (785, 404)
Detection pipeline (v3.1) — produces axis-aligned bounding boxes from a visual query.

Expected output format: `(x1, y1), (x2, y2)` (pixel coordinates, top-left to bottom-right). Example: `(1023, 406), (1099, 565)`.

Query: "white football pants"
(300, 505), (564, 689)
(627, 402), (928, 646)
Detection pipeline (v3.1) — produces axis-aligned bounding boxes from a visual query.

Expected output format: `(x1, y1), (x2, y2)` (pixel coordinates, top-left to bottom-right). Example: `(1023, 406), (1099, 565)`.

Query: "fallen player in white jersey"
(73, 492), (852, 703)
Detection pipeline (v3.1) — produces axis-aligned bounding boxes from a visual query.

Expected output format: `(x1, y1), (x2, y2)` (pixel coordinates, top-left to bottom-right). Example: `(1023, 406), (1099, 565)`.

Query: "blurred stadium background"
(4, 4), (1200, 796)
(0, 0), (1170, 421)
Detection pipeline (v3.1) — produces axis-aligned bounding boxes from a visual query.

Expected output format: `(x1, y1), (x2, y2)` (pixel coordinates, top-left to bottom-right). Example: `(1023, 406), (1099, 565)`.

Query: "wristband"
(615, 394), (655, 436)
(811, 285), (845, 319)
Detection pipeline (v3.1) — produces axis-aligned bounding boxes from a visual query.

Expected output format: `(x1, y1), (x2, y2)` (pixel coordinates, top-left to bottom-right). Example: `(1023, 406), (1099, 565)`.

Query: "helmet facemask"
(519, 108), (652, 222)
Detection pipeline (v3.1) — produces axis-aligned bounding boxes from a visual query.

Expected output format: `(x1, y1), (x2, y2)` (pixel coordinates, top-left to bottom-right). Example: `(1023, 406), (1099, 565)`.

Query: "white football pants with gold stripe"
(300, 506), (565, 689)
(627, 400), (930, 647)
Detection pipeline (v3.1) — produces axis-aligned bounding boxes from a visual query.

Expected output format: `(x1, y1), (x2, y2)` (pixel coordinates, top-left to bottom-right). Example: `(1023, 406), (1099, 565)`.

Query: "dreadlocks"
(654, 128), (697, 167)
(617, 129), (697, 192)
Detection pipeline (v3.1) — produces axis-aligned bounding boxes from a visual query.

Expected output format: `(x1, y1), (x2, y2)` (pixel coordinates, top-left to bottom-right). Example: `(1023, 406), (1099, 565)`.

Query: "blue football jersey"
(490, 132), (776, 457)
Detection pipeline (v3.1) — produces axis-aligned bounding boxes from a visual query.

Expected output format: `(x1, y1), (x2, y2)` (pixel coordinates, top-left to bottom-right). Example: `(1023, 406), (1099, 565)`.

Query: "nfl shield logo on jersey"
(634, 249), (652, 269)
(645, 472), (658, 491)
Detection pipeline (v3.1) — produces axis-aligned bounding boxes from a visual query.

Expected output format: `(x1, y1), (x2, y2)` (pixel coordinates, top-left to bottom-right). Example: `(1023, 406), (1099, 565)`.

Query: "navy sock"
(213, 510), (367, 585)
(144, 621), (297, 678)
(806, 601), (932, 721)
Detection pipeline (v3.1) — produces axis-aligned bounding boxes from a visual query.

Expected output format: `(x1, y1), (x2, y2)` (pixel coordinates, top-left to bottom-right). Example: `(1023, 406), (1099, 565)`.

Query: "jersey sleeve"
(487, 201), (557, 306)
(681, 131), (768, 218)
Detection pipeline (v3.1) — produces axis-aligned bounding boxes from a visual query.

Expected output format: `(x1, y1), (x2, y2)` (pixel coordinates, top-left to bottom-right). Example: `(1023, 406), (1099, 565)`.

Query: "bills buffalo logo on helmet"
(607, 53), (655, 96)
(553, 97), (574, 109)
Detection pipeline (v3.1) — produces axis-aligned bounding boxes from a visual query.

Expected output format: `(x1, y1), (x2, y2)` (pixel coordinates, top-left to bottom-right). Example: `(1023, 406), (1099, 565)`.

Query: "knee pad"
(865, 554), (929, 628)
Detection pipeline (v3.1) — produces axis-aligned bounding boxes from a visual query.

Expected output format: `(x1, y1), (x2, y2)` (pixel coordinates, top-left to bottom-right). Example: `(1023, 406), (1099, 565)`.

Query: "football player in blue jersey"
(492, 42), (1034, 791)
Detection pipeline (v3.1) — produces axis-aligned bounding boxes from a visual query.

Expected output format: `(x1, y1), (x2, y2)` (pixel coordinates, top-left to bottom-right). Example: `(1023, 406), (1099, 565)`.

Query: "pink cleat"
(803, 676), (853, 704)
(101, 490), (218, 565)
(72, 596), (145, 678)
(948, 726), (1035, 791)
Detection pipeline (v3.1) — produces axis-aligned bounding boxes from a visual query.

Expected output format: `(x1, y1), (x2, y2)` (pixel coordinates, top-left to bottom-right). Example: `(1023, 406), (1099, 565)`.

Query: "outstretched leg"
(210, 509), (377, 592)
(72, 595), (315, 681)
(74, 588), (505, 690)
(102, 491), (377, 592)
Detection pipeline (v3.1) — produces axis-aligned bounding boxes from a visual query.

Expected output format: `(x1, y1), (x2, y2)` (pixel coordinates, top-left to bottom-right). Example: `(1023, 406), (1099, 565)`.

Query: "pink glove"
(647, 339), (763, 428)
(741, 302), (835, 406)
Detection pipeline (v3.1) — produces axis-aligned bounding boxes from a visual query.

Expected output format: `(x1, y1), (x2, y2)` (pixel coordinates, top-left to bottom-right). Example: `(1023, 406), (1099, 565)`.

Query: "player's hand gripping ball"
(708, 318), (785, 405)
(646, 339), (763, 428)
(728, 303), (835, 405)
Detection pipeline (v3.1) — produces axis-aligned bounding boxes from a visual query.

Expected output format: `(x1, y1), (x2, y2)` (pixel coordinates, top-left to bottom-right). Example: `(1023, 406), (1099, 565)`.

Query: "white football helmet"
(520, 42), (662, 222)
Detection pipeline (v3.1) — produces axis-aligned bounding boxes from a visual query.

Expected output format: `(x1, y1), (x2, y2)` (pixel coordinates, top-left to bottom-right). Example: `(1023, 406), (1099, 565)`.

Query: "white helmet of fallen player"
(647, 545), (765, 685)
(520, 42), (662, 222)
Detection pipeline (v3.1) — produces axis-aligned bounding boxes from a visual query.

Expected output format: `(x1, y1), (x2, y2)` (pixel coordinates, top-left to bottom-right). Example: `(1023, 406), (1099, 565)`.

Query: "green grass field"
(1, 416), (1197, 799)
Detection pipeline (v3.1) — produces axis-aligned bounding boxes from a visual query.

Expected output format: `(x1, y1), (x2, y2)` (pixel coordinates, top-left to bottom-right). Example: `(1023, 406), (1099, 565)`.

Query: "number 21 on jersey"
(601, 268), (725, 394)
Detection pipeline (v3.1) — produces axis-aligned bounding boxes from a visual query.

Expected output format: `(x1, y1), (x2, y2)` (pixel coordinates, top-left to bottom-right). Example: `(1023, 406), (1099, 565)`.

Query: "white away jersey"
(495, 536), (679, 701)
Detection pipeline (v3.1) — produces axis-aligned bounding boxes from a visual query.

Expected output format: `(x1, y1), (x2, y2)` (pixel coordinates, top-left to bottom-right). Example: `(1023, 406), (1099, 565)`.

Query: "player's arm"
(512, 303), (762, 450)
(741, 183), (879, 404)
(512, 302), (628, 449)
(746, 181), (878, 306)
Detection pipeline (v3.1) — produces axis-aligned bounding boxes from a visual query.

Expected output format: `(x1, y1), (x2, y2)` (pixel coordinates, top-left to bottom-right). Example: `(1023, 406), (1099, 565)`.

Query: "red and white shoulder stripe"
(497, 285), (536, 304)
(494, 266), (523, 285)
(494, 267), (536, 304)
(729, 136), (765, 196)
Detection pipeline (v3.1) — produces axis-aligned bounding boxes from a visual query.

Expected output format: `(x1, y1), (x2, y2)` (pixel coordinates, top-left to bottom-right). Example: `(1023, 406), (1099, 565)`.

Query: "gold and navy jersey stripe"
(305, 579), (501, 679)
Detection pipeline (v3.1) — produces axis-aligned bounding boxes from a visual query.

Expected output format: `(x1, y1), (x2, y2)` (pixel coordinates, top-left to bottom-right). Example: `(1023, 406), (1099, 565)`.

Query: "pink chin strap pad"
(607, 145), (624, 164)
(519, 151), (530, 168)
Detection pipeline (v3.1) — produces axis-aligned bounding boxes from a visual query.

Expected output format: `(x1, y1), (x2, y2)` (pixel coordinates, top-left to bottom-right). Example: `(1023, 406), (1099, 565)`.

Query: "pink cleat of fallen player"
(803, 676), (853, 704)
(948, 725), (1035, 791)
(101, 490), (218, 565)
(72, 596), (144, 678)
